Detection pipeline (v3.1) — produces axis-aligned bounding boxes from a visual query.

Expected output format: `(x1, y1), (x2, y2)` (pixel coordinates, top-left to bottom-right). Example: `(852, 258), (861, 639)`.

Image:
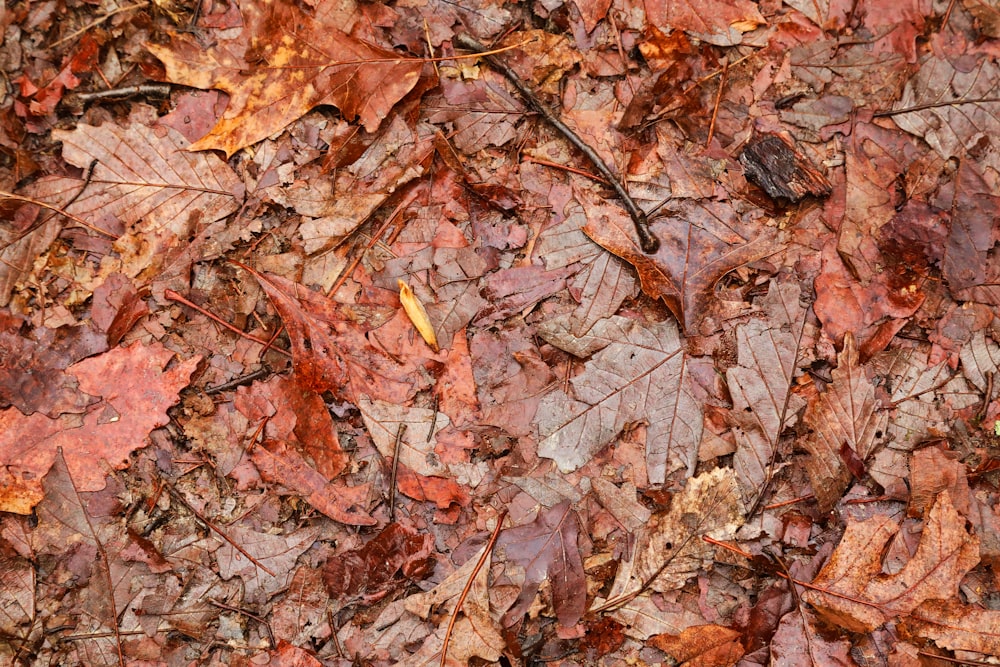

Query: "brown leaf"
(801, 332), (888, 511)
(908, 445), (969, 519)
(624, 468), (743, 595)
(0, 316), (107, 417)
(899, 598), (1000, 656)
(583, 199), (780, 334)
(646, 0), (766, 45)
(941, 160), (1000, 294)
(496, 500), (586, 631)
(537, 317), (702, 485)
(249, 438), (376, 526)
(648, 624), (744, 667)
(323, 522), (435, 604)
(802, 491), (980, 633)
(52, 120), (242, 279)
(148, 0), (425, 156)
(0, 342), (199, 511)
(358, 395), (451, 477)
(247, 268), (421, 403)
(771, 609), (857, 667)
(396, 466), (469, 510)
(215, 524), (318, 601)
(726, 281), (808, 509)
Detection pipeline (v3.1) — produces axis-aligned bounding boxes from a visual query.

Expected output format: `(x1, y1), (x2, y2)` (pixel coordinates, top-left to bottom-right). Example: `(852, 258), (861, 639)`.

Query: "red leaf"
(323, 522), (435, 604)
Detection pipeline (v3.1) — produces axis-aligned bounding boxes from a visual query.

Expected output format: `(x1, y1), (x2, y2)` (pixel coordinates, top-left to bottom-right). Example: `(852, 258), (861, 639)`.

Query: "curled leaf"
(399, 279), (439, 352)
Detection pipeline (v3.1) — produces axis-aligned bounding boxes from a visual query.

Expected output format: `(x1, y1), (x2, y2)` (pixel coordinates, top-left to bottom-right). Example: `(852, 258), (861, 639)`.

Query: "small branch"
(72, 84), (171, 102)
(0, 189), (117, 239)
(440, 510), (507, 667)
(874, 96), (1000, 118)
(454, 34), (660, 254)
(166, 484), (277, 577)
(49, 1), (150, 48)
(388, 424), (406, 522)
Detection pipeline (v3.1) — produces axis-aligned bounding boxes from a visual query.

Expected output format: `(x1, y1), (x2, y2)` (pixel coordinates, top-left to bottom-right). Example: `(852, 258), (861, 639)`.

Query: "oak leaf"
(899, 598), (1000, 656)
(148, 0), (424, 156)
(802, 491), (980, 633)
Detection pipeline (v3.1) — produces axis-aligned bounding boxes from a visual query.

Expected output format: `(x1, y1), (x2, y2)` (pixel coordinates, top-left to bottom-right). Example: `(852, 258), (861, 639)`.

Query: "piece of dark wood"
(739, 134), (832, 202)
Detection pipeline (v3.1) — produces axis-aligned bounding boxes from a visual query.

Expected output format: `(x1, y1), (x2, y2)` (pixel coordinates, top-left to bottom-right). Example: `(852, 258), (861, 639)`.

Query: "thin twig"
(705, 60), (729, 148)
(454, 34), (660, 253)
(164, 289), (292, 358)
(207, 599), (276, 649)
(73, 84), (171, 102)
(0, 189), (117, 239)
(440, 510), (507, 667)
(388, 424), (406, 522)
(873, 96), (1000, 118)
(167, 485), (277, 577)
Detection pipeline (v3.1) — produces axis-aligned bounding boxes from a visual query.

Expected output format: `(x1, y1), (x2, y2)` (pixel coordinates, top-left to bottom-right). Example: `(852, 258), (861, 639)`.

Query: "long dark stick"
(454, 34), (660, 253)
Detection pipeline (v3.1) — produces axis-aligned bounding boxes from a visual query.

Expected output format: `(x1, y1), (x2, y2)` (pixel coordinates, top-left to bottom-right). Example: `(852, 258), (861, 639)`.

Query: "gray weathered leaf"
(536, 318), (702, 484)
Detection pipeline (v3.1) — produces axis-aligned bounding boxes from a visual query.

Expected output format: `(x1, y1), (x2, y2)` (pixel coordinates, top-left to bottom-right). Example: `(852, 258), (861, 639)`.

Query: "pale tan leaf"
(606, 468), (744, 600)
(358, 396), (450, 477)
(726, 280), (808, 509)
(960, 329), (1000, 392)
(591, 477), (652, 533)
(536, 317), (703, 484)
(802, 491), (980, 633)
(398, 279), (438, 352)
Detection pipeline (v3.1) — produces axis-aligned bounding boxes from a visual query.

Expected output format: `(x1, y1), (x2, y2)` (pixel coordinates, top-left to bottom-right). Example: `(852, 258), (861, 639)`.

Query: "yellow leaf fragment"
(398, 279), (438, 352)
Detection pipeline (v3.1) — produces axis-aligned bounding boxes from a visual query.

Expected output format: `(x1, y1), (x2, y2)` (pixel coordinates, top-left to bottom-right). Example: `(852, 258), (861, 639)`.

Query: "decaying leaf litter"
(2, 0), (1000, 664)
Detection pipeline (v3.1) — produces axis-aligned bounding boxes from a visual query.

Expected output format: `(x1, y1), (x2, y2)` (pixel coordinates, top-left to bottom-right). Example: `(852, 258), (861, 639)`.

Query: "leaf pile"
(3, 0), (1000, 664)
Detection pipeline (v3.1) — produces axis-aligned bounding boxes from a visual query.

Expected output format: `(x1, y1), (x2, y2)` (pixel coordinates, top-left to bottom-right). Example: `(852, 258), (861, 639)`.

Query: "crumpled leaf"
(148, 0), (425, 156)
(602, 468), (744, 598)
(215, 524), (318, 602)
(246, 267), (422, 403)
(537, 316), (702, 485)
(323, 522), (435, 605)
(727, 281), (808, 510)
(0, 316), (107, 417)
(0, 341), (199, 511)
(584, 199), (780, 334)
(802, 491), (980, 633)
(404, 544), (506, 664)
(496, 500), (586, 631)
(801, 332), (888, 511)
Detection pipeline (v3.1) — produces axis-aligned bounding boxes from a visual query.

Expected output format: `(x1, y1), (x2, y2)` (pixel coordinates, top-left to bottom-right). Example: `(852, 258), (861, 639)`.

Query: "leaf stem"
(454, 34), (660, 254)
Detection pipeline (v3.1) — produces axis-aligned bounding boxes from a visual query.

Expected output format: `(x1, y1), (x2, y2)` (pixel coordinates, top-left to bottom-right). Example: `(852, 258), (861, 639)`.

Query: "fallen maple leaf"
(584, 198), (781, 334)
(148, 0), (425, 156)
(645, 0), (766, 46)
(536, 316), (703, 485)
(0, 341), (199, 511)
(802, 491), (980, 633)
(801, 332), (888, 511)
(496, 500), (586, 632)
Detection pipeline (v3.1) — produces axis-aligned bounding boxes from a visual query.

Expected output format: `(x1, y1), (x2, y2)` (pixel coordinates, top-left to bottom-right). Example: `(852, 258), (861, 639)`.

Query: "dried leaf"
(248, 268), (421, 403)
(584, 199), (780, 334)
(0, 342), (199, 510)
(215, 524), (318, 601)
(726, 281), (808, 509)
(801, 333), (888, 511)
(646, 0), (766, 45)
(537, 317), (702, 485)
(648, 624), (744, 666)
(960, 329), (1000, 392)
(771, 609), (857, 667)
(398, 279), (438, 352)
(323, 522), (434, 604)
(604, 468), (744, 600)
(496, 500), (586, 631)
(148, 0), (425, 156)
(358, 396), (451, 477)
(899, 598), (1000, 656)
(802, 491), (980, 633)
